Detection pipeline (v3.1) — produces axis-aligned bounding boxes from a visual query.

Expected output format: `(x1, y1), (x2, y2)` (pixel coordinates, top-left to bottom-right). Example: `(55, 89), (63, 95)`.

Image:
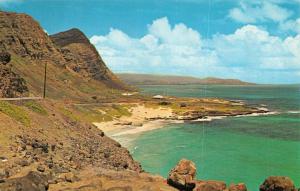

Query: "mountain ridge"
(0, 11), (128, 100)
(50, 28), (127, 90)
(117, 73), (256, 85)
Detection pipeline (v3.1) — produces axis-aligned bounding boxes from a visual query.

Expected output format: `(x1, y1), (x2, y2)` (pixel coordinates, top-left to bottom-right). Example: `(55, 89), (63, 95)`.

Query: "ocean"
(127, 85), (300, 190)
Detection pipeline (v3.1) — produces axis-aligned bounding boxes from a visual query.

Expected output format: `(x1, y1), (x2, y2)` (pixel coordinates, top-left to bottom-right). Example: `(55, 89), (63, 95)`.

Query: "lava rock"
(0, 52), (11, 64)
(195, 180), (226, 191)
(229, 183), (247, 191)
(167, 159), (196, 191)
(18, 159), (30, 167)
(0, 168), (9, 179)
(37, 165), (46, 172)
(0, 171), (49, 191)
(260, 176), (297, 191)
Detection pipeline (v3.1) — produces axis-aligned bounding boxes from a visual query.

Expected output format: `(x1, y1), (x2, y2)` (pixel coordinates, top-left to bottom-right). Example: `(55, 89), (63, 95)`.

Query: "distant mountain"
(117, 73), (256, 85)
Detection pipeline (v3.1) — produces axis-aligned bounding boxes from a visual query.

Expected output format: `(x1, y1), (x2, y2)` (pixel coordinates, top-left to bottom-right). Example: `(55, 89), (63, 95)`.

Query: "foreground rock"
(260, 176), (297, 191)
(0, 171), (48, 191)
(0, 52), (11, 64)
(167, 159), (197, 191)
(167, 159), (300, 191)
(229, 183), (247, 191)
(195, 180), (226, 191)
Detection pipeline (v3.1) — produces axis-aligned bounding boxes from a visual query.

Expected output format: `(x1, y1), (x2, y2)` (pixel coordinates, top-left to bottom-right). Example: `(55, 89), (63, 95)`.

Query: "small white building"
(122, 92), (133, 96)
(153, 95), (164, 99)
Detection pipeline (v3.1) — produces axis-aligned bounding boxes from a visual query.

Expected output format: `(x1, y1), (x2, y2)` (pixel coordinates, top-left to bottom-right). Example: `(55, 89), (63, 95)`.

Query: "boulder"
(0, 171), (49, 191)
(37, 164), (46, 172)
(229, 183), (247, 191)
(195, 180), (226, 191)
(260, 176), (297, 191)
(114, 121), (132, 126)
(159, 101), (171, 106)
(0, 64), (29, 98)
(58, 172), (79, 183)
(180, 103), (187, 107)
(167, 159), (196, 191)
(0, 52), (11, 64)
(0, 168), (9, 179)
(132, 122), (143, 127)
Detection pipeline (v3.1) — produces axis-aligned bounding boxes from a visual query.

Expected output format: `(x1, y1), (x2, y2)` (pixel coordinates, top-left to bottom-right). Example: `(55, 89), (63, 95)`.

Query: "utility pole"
(43, 61), (47, 98)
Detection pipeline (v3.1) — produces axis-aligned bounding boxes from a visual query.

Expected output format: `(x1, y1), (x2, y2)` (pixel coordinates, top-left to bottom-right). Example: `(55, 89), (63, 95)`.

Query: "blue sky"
(1, 0), (300, 84)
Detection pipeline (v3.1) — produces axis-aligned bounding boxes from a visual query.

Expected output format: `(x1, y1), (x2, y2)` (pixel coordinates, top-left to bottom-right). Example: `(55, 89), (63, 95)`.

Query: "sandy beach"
(93, 103), (276, 145)
(93, 105), (175, 135)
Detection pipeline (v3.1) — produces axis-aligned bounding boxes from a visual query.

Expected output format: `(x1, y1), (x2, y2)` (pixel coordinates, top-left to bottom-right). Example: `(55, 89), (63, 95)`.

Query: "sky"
(1, 0), (300, 84)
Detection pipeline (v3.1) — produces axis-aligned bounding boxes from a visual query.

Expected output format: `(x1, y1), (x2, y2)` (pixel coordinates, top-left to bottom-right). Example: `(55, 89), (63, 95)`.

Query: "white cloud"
(90, 18), (300, 83)
(90, 17), (218, 76)
(212, 25), (300, 70)
(148, 17), (201, 47)
(229, 1), (293, 23)
(279, 18), (300, 33)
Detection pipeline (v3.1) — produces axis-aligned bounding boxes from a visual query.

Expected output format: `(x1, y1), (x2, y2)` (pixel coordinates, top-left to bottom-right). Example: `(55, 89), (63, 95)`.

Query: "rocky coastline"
(166, 159), (299, 191)
(95, 103), (274, 143)
(0, 10), (298, 191)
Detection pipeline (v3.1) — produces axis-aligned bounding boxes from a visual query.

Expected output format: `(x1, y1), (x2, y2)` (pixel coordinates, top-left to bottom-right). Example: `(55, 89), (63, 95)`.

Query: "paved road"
(0, 97), (43, 101)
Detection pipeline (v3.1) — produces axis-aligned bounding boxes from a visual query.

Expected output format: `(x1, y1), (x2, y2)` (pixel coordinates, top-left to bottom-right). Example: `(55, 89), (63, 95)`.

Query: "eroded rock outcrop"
(195, 180), (226, 191)
(260, 176), (297, 191)
(0, 52), (11, 64)
(0, 12), (63, 62)
(228, 183), (247, 191)
(0, 52), (28, 98)
(167, 159), (197, 191)
(0, 171), (49, 191)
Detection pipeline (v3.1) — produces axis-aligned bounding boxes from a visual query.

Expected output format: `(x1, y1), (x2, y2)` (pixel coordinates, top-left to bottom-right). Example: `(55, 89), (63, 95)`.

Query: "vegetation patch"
(24, 101), (48, 115)
(0, 101), (30, 126)
(59, 107), (80, 122)
(110, 104), (132, 117)
(71, 104), (132, 123)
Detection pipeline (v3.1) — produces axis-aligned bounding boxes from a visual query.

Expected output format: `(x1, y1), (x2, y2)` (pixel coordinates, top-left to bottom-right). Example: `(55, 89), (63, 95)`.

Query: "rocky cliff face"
(0, 11), (64, 64)
(0, 52), (28, 98)
(50, 28), (127, 90)
(0, 11), (129, 100)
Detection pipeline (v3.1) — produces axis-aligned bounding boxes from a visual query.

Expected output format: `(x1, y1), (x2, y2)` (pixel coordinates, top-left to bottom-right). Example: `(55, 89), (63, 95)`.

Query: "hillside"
(0, 11), (128, 101)
(117, 73), (255, 85)
(50, 28), (127, 90)
(0, 11), (297, 191)
(0, 11), (174, 190)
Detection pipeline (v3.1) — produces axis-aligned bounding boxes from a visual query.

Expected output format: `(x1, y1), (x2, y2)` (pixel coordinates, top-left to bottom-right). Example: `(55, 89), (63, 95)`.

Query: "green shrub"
(24, 101), (48, 115)
(0, 101), (30, 126)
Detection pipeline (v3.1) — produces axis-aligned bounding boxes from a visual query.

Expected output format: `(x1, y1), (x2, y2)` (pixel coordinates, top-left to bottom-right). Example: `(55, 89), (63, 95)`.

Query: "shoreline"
(93, 104), (278, 146)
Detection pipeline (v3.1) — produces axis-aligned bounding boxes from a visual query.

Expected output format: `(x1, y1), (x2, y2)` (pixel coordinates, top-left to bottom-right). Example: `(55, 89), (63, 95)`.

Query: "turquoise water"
(129, 85), (300, 191)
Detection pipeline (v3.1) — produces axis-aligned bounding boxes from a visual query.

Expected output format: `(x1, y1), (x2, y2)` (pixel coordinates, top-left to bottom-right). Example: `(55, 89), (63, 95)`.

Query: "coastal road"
(0, 97), (43, 101)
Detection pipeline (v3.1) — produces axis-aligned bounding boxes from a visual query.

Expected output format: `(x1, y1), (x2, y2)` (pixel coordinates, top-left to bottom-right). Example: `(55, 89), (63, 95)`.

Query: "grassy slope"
(10, 54), (125, 102)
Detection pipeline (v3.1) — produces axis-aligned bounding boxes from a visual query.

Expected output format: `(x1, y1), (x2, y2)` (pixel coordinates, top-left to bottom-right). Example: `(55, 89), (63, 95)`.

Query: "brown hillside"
(50, 28), (127, 90)
(0, 11), (128, 100)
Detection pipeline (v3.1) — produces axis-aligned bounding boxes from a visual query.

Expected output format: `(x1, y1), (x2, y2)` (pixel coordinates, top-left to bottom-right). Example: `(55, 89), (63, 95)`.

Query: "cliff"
(0, 10), (174, 191)
(0, 11), (298, 191)
(0, 11), (128, 100)
(50, 28), (127, 90)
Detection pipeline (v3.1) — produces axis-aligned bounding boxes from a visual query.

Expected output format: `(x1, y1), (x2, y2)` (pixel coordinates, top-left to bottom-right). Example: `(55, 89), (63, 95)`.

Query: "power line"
(43, 61), (47, 98)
